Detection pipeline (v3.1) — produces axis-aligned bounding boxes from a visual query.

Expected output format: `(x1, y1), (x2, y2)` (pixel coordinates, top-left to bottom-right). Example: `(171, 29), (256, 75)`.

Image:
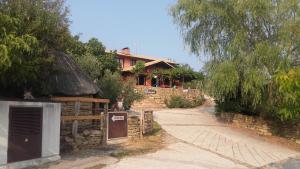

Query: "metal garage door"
(7, 107), (43, 163)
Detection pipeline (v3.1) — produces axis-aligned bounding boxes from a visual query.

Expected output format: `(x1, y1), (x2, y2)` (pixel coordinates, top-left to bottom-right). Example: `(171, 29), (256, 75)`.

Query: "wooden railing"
(51, 97), (110, 145)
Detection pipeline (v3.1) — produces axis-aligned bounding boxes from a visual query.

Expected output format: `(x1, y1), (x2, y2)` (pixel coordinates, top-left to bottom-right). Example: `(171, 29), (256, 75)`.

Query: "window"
(117, 58), (124, 68)
(130, 59), (137, 66)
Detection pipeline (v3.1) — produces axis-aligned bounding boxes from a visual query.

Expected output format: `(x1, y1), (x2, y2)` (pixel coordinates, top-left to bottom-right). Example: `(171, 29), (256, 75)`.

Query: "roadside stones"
(62, 129), (103, 152)
(83, 130), (90, 136)
(90, 130), (101, 136)
(65, 136), (74, 143)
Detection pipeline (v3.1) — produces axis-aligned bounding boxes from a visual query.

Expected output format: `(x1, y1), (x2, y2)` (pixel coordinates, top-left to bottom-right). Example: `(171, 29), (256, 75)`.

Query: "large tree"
(171, 0), (300, 120)
(0, 0), (74, 97)
(72, 37), (120, 81)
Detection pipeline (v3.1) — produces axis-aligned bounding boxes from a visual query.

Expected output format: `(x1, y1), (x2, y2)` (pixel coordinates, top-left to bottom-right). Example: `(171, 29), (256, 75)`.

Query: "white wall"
(42, 103), (61, 157)
(0, 101), (61, 165)
(0, 102), (9, 165)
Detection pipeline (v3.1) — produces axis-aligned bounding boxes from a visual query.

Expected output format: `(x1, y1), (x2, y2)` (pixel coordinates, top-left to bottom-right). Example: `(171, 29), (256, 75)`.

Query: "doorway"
(151, 77), (158, 87)
(137, 75), (146, 85)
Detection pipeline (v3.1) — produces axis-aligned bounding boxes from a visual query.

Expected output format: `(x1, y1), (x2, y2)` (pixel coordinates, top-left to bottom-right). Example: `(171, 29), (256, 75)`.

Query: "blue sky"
(66, 0), (204, 71)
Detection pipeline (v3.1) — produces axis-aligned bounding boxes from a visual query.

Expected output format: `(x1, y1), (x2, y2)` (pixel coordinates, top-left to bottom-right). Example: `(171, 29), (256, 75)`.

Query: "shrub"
(166, 95), (205, 108)
(98, 70), (122, 105)
(122, 80), (143, 110)
(98, 71), (143, 110)
(273, 68), (300, 121)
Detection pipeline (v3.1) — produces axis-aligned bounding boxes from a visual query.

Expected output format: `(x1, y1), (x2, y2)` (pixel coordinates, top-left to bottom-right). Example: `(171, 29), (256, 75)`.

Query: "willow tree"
(171, 0), (300, 119)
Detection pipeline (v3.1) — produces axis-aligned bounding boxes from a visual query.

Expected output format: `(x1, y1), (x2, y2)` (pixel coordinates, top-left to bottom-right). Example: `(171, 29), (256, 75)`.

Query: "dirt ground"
(29, 122), (175, 169)
(109, 122), (177, 159)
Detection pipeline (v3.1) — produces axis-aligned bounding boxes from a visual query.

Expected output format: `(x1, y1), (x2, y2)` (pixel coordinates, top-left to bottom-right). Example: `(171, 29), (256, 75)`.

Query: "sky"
(66, 0), (204, 71)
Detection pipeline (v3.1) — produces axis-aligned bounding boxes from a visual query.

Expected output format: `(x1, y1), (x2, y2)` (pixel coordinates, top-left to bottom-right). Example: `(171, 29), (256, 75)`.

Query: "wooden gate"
(108, 112), (128, 139)
(7, 107), (43, 163)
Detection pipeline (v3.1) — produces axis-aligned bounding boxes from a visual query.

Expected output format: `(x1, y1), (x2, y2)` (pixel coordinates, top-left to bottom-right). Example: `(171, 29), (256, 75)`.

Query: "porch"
(136, 74), (181, 88)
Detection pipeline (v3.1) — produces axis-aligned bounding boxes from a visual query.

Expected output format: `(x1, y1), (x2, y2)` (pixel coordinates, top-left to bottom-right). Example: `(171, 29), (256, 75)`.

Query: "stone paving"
(104, 103), (299, 169)
(104, 142), (247, 169)
(155, 105), (299, 168)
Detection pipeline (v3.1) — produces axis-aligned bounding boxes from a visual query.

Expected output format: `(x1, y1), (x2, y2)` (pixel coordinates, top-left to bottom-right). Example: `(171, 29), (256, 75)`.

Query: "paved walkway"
(105, 103), (299, 169)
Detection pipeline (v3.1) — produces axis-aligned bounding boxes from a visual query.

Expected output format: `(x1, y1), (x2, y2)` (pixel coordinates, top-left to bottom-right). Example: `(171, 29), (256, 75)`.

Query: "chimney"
(121, 47), (130, 55)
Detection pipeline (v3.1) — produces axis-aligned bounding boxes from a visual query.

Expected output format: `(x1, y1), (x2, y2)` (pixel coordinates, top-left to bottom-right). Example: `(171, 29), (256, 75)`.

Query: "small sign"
(111, 115), (125, 122)
(183, 89), (189, 93)
(144, 89), (156, 94)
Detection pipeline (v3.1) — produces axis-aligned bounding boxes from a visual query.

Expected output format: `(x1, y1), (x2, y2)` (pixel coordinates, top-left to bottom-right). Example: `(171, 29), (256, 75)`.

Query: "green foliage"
(0, 0), (72, 97)
(77, 53), (102, 81)
(0, 0), (71, 51)
(273, 68), (300, 121)
(132, 61), (145, 76)
(122, 80), (143, 110)
(67, 35), (87, 59)
(166, 95), (205, 108)
(68, 36), (119, 80)
(98, 70), (143, 109)
(0, 13), (54, 96)
(171, 0), (300, 121)
(98, 70), (123, 104)
(171, 64), (204, 85)
(86, 38), (105, 56)
(208, 61), (239, 102)
(98, 52), (119, 75)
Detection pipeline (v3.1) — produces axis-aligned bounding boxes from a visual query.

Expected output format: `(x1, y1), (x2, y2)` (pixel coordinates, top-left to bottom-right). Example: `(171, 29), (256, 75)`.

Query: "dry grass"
(110, 121), (174, 158)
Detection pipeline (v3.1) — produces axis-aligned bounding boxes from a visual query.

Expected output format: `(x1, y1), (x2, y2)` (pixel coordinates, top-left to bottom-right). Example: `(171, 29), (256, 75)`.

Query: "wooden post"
(103, 103), (109, 145)
(72, 101), (80, 137)
(140, 110), (144, 138)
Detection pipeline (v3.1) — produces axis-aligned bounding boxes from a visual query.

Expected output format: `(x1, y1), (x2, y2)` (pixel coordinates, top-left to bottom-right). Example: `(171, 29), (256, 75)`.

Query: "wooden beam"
(52, 97), (110, 103)
(62, 115), (104, 121)
(103, 103), (109, 145)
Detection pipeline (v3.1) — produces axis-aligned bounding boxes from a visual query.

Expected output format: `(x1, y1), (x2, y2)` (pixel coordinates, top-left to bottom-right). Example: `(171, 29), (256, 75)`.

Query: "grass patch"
(144, 121), (162, 136)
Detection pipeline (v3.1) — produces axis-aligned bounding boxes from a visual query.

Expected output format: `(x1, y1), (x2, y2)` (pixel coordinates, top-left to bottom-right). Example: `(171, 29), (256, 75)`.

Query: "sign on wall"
(144, 89), (156, 94)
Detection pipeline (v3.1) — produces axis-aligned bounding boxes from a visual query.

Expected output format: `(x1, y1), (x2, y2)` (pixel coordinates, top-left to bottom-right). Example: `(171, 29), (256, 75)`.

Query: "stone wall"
(62, 129), (103, 152)
(217, 112), (300, 145)
(60, 102), (105, 152)
(143, 110), (154, 134)
(132, 86), (203, 110)
(128, 114), (141, 139)
(127, 110), (154, 139)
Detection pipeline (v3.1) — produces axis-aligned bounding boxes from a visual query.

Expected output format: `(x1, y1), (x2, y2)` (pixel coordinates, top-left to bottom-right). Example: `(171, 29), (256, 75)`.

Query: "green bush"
(183, 80), (203, 89)
(98, 70), (123, 105)
(166, 95), (205, 108)
(273, 68), (300, 121)
(98, 71), (143, 110)
(122, 80), (143, 110)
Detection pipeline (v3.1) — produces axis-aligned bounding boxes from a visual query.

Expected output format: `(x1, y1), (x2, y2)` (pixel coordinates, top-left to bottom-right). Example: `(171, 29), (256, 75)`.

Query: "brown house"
(115, 47), (180, 88)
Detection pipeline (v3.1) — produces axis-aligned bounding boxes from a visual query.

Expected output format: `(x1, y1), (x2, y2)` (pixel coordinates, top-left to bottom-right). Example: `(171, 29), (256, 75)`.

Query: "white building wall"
(42, 103), (61, 157)
(0, 102), (9, 165)
(0, 101), (61, 166)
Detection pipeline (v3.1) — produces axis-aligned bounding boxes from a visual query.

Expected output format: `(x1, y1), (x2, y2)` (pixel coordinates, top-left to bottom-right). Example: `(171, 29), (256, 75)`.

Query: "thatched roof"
(49, 51), (99, 96)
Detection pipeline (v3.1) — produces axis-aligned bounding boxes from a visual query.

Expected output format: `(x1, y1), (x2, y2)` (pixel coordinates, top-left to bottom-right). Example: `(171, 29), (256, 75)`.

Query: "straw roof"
(49, 51), (99, 96)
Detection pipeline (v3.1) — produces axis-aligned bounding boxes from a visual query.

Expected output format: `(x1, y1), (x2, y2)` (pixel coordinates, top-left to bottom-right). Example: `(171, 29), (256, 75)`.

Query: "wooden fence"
(52, 97), (109, 147)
